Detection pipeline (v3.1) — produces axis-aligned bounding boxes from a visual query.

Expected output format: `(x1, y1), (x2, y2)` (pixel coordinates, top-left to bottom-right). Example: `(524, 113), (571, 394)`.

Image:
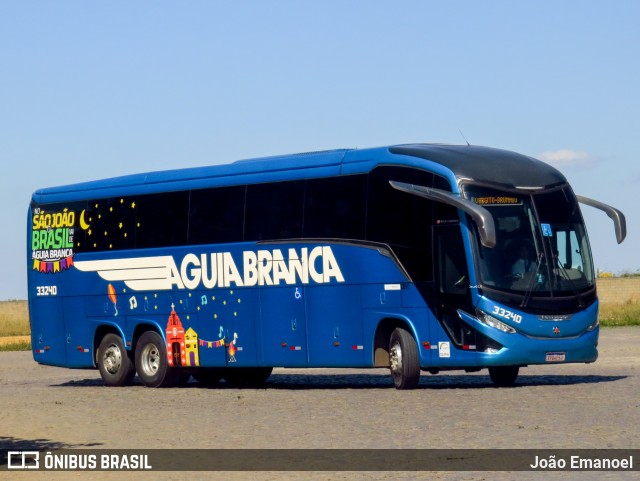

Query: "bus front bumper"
(476, 327), (599, 366)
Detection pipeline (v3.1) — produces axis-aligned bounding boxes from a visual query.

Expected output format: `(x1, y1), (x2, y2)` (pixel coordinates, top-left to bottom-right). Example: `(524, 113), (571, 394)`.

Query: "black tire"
(192, 368), (224, 386)
(489, 366), (520, 386)
(97, 333), (136, 387)
(135, 331), (180, 388)
(223, 367), (273, 387)
(389, 327), (420, 390)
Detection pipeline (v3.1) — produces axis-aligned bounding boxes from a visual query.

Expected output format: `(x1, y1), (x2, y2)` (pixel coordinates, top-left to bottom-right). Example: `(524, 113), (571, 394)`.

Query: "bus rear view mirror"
(576, 195), (626, 244)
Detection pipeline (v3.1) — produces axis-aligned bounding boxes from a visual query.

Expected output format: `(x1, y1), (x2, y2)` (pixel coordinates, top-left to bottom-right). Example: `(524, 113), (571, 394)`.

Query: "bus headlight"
(587, 316), (599, 331)
(476, 310), (516, 334)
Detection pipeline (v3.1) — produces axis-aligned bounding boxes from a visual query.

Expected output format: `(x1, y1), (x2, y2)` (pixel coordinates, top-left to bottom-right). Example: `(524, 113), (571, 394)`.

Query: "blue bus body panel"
(62, 296), (95, 367)
(30, 297), (67, 367)
(306, 284), (365, 367)
(260, 286), (308, 367)
(30, 239), (416, 369)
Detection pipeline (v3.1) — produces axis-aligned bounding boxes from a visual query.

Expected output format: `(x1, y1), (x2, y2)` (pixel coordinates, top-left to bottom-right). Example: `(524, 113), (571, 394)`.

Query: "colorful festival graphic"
(32, 198), (138, 273)
(108, 284), (118, 316)
(31, 207), (86, 273)
(165, 304), (239, 367)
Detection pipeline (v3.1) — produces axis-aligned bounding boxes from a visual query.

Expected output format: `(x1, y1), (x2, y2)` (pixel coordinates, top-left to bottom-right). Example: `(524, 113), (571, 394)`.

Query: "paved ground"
(1, 328), (639, 480)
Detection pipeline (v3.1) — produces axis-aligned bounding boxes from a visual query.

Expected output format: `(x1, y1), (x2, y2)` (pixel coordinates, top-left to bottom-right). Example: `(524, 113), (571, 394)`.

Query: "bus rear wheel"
(135, 331), (179, 388)
(97, 333), (135, 387)
(389, 327), (420, 390)
(489, 366), (519, 386)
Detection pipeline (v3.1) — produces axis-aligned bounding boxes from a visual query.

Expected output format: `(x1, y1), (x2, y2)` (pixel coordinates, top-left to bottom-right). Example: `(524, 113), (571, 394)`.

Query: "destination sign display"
(472, 196), (521, 206)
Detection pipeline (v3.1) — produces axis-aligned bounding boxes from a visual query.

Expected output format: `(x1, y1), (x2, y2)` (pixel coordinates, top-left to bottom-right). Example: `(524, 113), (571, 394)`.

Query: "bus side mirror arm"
(576, 195), (627, 244)
(389, 181), (497, 248)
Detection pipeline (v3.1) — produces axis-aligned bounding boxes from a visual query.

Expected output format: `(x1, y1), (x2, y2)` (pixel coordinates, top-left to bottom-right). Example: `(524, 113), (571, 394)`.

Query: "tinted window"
(367, 166), (435, 281)
(136, 191), (189, 248)
(245, 181), (304, 241)
(304, 175), (367, 239)
(367, 166), (433, 247)
(189, 185), (245, 245)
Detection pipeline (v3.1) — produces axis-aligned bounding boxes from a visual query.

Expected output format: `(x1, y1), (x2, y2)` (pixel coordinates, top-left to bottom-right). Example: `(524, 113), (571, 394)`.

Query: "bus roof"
(388, 144), (566, 190)
(32, 144), (567, 204)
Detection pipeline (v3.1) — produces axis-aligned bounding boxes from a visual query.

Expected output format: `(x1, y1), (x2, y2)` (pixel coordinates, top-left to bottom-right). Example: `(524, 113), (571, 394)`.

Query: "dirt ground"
(1, 328), (639, 481)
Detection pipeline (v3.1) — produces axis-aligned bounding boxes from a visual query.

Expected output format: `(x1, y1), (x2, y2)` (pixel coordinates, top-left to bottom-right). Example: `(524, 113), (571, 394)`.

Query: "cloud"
(537, 149), (598, 169)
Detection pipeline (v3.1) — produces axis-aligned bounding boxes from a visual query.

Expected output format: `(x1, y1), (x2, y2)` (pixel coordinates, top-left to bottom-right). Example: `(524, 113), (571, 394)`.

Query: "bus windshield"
(465, 185), (595, 298)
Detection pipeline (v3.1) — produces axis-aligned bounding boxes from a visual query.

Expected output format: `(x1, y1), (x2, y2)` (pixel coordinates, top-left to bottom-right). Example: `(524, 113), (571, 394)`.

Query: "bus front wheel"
(488, 366), (519, 386)
(97, 333), (135, 387)
(135, 331), (179, 388)
(389, 328), (420, 390)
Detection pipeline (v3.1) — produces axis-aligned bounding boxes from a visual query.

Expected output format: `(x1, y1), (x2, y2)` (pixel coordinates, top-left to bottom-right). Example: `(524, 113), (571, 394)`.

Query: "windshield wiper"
(520, 252), (544, 309)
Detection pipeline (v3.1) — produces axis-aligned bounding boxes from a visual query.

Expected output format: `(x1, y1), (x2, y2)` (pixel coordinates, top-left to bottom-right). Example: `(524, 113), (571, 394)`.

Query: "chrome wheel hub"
(140, 343), (160, 376)
(390, 341), (403, 375)
(103, 344), (122, 374)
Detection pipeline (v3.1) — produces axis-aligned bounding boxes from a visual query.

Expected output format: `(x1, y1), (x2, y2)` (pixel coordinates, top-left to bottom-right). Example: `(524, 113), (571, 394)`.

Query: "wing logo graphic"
(74, 247), (345, 291)
(74, 256), (177, 291)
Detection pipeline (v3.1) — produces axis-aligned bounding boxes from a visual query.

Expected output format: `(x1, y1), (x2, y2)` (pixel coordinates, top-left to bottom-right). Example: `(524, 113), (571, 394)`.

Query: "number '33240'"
(492, 305), (522, 324)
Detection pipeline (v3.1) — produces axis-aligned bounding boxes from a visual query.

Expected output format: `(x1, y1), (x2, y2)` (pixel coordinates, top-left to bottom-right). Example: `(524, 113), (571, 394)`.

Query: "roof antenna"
(458, 129), (470, 146)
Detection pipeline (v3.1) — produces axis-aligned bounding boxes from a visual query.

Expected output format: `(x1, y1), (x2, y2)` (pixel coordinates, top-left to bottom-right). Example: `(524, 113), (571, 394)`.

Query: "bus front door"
(433, 224), (477, 365)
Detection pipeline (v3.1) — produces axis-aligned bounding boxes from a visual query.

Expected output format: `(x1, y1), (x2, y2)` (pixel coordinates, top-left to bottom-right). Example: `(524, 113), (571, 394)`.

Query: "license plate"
(545, 352), (566, 362)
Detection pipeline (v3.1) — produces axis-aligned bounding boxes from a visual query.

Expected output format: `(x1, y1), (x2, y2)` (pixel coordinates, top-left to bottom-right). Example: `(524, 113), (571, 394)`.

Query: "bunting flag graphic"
(199, 338), (225, 348)
(33, 256), (74, 274)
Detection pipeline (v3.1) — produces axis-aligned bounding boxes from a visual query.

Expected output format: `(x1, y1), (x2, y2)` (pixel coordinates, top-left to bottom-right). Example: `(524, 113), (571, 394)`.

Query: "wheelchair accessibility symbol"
(294, 288), (302, 300)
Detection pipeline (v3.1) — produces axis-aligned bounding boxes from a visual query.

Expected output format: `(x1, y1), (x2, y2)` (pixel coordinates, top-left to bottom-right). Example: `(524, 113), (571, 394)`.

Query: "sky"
(1, 1), (639, 300)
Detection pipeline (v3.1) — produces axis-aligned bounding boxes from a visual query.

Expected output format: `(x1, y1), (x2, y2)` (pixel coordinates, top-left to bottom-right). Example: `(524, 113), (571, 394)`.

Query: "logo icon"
(8, 451), (40, 470)
(552, 326), (560, 335)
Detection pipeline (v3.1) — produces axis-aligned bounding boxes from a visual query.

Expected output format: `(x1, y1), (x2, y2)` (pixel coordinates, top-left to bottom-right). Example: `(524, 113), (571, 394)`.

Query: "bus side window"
(245, 181), (304, 241)
(367, 166), (434, 282)
(136, 191), (190, 248)
(304, 175), (366, 240)
(189, 185), (245, 245)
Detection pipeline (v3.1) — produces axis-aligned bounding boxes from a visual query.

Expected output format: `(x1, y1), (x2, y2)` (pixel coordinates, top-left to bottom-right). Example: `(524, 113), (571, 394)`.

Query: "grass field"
(0, 300), (31, 351)
(1, 295), (638, 351)
(0, 300), (30, 337)
(598, 297), (640, 327)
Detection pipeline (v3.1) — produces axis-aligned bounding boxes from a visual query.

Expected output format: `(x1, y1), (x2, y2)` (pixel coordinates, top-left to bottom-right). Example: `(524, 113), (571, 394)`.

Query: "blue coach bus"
(27, 144), (626, 389)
